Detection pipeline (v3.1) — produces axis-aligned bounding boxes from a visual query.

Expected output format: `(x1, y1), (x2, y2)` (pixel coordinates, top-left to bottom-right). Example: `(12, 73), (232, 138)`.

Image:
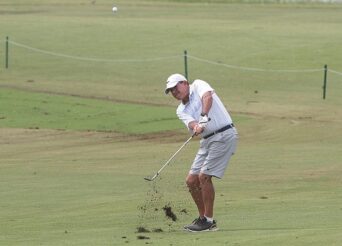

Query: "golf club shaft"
(146, 134), (194, 181)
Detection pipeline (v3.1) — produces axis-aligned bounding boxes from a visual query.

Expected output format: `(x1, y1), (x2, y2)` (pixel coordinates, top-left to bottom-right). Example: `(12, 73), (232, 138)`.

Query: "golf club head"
(144, 173), (158, 181)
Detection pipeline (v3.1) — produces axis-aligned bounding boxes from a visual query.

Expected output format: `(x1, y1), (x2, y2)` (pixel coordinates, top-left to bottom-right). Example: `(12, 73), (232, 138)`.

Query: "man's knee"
(186, 174), (200, 188)
(199, 173), (212, 185)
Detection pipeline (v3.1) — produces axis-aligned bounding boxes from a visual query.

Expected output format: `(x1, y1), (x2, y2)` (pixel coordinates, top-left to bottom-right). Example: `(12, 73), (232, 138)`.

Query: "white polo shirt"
(176, 79), (233, 136)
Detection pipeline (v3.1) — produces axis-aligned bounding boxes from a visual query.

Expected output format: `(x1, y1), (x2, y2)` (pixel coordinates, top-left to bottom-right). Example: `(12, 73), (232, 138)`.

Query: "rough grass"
(0, 88), (183, 134)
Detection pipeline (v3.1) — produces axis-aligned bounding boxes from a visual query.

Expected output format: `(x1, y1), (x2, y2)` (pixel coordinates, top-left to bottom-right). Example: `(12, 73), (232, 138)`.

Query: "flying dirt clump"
(136, 226), (150, 233)
(152, 228), (163, 232)
(137, 235), (150, 240)
(162, 205), (177, 221)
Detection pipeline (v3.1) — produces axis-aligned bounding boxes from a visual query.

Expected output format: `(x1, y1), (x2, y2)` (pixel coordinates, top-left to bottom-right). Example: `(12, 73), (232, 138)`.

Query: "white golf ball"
(112, 6), (118, 12)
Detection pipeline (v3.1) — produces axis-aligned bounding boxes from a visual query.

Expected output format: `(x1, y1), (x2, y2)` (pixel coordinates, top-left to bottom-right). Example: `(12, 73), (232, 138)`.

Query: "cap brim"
(164, 81), (179, 94)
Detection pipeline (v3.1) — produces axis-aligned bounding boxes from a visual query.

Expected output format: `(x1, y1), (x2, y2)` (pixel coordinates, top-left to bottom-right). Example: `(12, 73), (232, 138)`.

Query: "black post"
(323, 64), (328, 100)
(184, 50), (188, 80)
(6, 36), (9, 69)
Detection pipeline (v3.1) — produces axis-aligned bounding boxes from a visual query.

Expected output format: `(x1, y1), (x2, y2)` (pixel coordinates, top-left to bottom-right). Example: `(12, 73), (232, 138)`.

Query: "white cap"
(165, 73), (187, 94)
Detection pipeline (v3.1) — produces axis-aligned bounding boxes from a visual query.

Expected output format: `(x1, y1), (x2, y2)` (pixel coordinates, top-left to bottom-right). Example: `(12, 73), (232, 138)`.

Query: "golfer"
(165, 73), (238, 232)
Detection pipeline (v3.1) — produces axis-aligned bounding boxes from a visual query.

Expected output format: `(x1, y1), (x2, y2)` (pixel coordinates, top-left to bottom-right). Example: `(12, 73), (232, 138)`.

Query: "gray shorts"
(189, 127), (238, 179)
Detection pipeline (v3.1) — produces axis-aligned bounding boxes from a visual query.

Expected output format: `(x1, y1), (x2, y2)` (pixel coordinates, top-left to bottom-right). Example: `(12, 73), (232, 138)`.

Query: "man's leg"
(185, 173), (217, 232)
(199, 173), (214, 219)
(186, 174), (205, 217)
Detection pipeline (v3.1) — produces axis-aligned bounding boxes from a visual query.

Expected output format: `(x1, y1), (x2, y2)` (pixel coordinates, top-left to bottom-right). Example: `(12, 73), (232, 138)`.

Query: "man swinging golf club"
(165, 73), (238, 232)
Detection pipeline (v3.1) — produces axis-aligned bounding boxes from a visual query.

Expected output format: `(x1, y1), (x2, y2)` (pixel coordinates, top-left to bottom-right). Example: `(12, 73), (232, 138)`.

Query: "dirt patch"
(163, 205), (177, 221)
(136, 227), (150, 233)
(137, 235), (150, 240)
(136, 226), (163, 234)
(137, 175), (192, 234)
(0, 84), (170, 107)
(152, 228), (163, 233)
(133, 130), (187, 143)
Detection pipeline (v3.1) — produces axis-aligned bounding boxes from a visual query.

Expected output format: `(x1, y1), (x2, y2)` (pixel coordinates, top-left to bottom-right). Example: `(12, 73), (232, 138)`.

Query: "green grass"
(0, 88), (183, 134)
(1, 117), (341, 245)
(1, 0), (342, 245)
(1, 0), (342, 109)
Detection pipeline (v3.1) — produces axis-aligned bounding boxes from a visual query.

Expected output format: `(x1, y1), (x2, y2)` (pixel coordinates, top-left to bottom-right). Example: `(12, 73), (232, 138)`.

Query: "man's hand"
(193, 124), (204, 135)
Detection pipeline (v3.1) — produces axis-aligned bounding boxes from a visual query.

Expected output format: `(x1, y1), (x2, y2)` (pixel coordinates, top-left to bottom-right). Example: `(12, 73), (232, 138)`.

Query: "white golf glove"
(198, 114), (209, 129)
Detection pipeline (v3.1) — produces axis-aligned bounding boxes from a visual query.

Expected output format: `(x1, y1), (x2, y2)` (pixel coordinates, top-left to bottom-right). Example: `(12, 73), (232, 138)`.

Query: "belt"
(203, 123), (234, 139)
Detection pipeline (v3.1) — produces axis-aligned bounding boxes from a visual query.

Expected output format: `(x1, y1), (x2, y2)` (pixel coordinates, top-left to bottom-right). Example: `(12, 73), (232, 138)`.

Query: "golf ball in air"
(112, 6), (118, 12)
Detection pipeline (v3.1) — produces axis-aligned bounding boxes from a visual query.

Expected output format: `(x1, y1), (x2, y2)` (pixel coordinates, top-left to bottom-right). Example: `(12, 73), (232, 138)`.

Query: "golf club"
(144, 134), (195, 181)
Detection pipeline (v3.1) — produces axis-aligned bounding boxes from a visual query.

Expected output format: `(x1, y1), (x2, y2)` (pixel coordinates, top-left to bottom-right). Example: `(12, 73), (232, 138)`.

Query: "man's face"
(170, 81), (189, 101)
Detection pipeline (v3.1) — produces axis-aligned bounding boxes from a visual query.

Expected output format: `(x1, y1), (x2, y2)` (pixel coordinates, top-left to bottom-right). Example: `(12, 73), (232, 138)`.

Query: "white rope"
(4, 39), (338, 75)
(8, 40), (182, 63)
(187, 55), (323, 73)
(329, 69), (342, 76)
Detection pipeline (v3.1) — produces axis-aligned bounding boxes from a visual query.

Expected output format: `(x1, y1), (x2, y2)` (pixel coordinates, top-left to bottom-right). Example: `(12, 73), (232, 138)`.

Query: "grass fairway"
(1, 0), (342, 245)
(1, 110), (341, 245)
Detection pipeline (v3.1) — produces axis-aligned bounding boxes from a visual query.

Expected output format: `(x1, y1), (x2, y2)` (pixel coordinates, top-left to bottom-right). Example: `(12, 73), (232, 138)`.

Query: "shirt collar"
(189, 83), (194, 97)
(182, 84), (194, 105)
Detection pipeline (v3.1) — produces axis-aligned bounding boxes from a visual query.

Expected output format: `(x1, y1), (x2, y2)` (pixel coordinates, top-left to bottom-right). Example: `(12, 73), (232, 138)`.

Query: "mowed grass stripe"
(0, 88), (183, 134)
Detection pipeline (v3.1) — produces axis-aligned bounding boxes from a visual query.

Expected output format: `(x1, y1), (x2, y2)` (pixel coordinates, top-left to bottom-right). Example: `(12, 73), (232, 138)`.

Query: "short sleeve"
(193, 80), (214, 98)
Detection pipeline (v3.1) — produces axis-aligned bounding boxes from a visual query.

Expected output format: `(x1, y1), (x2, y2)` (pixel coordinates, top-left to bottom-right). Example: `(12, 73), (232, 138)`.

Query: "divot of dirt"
(162, 205), (177, 221)
(137, 235), (150, 240)
(136, 226), (150, 233)
(152, 228), (163, 233)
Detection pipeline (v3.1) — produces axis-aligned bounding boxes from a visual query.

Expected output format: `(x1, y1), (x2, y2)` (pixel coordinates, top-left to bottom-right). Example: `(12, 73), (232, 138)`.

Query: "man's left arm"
(193, 91), (213, 135)
(201, 91), (213, 116)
